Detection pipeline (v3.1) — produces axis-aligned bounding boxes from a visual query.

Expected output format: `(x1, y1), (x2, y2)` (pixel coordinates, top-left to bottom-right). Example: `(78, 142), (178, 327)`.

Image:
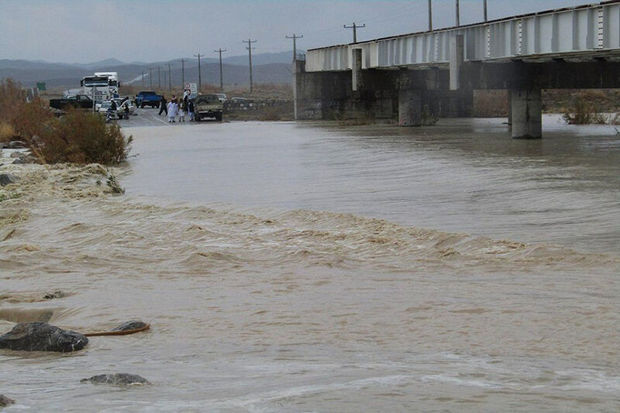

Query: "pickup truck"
(135, 91), (162, 108)
(49, 95), (94, 110)
(193, 94), (223, 121)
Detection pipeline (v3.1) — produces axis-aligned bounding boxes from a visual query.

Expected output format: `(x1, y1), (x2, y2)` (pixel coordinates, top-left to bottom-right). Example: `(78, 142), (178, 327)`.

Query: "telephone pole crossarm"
(344, 22), (366, 43)
(214, 48), (227, 91)
(243, 39), (257, 93)
(285, 33), (303, 61)
(194, 53), (203, 93)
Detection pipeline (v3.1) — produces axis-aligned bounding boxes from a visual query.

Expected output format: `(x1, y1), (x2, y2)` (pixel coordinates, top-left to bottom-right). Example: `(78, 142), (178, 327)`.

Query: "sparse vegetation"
(562, 94), (608, 125)
(0, 122), (16, 141)
(105, 173), (125, 194)
(0, 78), (132, 165)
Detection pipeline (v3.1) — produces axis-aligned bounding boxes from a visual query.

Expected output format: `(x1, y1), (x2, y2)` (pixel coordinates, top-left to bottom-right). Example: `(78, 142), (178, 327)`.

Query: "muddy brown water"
(0, 111), (619, 411)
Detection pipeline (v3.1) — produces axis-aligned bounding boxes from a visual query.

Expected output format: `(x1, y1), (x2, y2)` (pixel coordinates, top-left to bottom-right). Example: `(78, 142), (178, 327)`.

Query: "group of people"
(158, 90), (195, 123)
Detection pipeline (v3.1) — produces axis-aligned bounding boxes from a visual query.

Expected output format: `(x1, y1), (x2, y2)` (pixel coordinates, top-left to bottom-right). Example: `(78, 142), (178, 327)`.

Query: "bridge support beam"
(511, 89), (542, 139)
(399, 89), (423, 126)
(352, 48), (363, 91)
(450, 35), (464, 90)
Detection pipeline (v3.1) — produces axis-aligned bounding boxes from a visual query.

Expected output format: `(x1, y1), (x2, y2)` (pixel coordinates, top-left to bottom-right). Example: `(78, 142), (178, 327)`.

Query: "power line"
(242, 39), (257, 93)
(344, 22), (365, 44)
(285, 33), (303, 61)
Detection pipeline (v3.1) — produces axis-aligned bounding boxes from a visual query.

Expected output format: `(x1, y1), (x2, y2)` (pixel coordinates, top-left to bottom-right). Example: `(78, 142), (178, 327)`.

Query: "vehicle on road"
(49, 94), (94, 110)
(113, 98), (136, 116)
(193, 94), (224, 121)
(81, 74), (118, 102)
(135, 91), (163, 108)
(97, 100), (128, 120)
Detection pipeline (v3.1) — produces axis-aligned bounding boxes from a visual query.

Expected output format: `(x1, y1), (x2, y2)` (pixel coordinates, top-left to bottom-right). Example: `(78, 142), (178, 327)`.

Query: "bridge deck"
(306, 0), (620, 72)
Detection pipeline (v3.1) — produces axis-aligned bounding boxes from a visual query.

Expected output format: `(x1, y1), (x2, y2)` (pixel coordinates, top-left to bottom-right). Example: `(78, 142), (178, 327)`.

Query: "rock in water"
(43, 290), (66, 300)
(81, 373), (150, 386)
(0, 322), (88, 352)
(112, 320), (149, 332)
(0, 395), (15, 407)
(0, 174), (17, 187)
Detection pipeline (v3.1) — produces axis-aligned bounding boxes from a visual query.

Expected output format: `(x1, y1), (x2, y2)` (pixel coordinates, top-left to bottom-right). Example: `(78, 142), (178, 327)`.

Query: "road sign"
(189, 83), (197, 95)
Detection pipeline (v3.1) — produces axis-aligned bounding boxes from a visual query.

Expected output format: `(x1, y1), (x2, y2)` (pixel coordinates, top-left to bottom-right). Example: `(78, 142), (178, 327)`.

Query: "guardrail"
(306, 1), (620, 72)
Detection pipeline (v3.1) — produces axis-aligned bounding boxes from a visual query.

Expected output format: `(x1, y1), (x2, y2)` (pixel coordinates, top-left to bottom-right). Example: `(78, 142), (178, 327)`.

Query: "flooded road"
(1, 111), (619, 411)
(124, 113), (620, 253)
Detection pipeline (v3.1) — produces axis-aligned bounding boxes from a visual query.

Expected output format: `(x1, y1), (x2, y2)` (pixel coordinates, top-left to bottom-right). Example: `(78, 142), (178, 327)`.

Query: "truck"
(193, 94), (223, 121)
(135, 91), (163, 108)
(80, 74), (118, 102)
(49, 94), (94, 110)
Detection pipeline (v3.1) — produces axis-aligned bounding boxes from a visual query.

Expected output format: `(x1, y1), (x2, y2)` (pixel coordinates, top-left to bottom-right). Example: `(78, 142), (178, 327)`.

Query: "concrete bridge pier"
(398, 89), (424, 126)
(510, 88), (542, 139)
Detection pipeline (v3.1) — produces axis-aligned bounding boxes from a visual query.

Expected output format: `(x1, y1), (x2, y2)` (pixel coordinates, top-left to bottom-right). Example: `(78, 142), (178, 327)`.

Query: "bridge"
(294, 0), (620, 138)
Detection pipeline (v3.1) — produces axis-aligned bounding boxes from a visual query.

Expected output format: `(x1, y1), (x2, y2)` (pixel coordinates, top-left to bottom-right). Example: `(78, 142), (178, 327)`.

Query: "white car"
(215, 93), (227, 103)
(116, 98), (136, 115)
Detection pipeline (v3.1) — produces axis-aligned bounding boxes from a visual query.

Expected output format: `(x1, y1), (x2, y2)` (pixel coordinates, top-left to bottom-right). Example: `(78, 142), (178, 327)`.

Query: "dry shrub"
(12, 98), (54, 141)
(562, 95), (607, 125)
(0, 122), (16, 142)
(37, 110), (132, 165)
(0, 79), (26, 126)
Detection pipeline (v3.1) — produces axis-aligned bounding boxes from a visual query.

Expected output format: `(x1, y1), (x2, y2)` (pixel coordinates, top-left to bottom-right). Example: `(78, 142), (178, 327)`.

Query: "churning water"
(1, 115), (619, 411)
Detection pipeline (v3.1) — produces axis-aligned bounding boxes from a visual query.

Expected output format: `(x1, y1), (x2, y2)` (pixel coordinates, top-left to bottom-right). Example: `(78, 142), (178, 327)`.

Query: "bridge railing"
(306, 1), (620, 72)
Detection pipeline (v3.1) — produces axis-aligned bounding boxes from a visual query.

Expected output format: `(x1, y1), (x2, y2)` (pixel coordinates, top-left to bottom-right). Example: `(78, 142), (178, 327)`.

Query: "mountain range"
(0, 51), (299, 90)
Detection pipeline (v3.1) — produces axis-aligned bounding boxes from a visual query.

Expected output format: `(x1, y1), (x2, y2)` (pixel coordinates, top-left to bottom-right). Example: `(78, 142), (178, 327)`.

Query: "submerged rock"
(0, 322), (88, 352)
(112, 320), (149, 332)
(7, 141), (27, 149)
(0, 174), (17, 186)
(81, 373), (150, 386)
(0, 395), (15, 407)
(43, 290), (66, 300)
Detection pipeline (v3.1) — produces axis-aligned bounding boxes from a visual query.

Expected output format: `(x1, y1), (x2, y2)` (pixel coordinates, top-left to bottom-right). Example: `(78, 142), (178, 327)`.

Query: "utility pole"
(456, 0), (460, 26)
(181, 58), (185, 89)
(168, 63), (172, 91)
(214, 48), (227, 91)
(285, 33), (303, 61)
(141, 71), (145, 87)
(194, 53), (202, 92)
(428, 0), (433, 31)
(149, 67), (153, 89)
(483, 0), (488, 22)
(243, 39), (257, 93)
(157, 66), (161, 89)
(344, 22), (365, 43)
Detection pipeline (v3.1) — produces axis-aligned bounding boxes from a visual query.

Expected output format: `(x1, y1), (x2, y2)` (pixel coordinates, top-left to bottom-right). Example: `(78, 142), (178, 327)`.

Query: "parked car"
(193, 94), (223, 121)
(114, 98), (136, 116)
(49, 94), (94, 110)
(96, 100), (125, 120)
(215, 93), (227, 103)
(135, 91), (162, 108)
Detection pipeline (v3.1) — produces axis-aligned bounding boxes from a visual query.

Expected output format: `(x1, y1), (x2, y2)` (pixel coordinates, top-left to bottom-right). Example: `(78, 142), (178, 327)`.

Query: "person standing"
(178, 100), (186, 122)
(159, 95), (168, 116)
(188, 99), (195, 121)
(167, 99), (176, 123)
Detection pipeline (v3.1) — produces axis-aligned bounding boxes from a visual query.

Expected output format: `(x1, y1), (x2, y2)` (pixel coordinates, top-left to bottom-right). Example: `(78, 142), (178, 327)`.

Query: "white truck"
(80, 72), (119, 102)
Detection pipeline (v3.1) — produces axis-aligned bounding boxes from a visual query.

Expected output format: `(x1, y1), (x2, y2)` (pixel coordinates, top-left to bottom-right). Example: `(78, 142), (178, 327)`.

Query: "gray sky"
(2, 0), (583, 63)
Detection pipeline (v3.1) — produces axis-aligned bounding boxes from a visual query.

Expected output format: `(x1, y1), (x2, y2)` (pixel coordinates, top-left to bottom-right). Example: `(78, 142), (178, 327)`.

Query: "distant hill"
(0, 52), (298, 89)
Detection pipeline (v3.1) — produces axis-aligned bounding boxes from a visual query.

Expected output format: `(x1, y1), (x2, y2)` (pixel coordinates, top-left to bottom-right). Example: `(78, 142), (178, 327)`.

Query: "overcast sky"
(2, 0), (584, 63)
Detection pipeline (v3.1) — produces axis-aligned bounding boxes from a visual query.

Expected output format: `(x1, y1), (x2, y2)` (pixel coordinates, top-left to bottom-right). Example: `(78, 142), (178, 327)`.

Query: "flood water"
(1, 113), (619, 411)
